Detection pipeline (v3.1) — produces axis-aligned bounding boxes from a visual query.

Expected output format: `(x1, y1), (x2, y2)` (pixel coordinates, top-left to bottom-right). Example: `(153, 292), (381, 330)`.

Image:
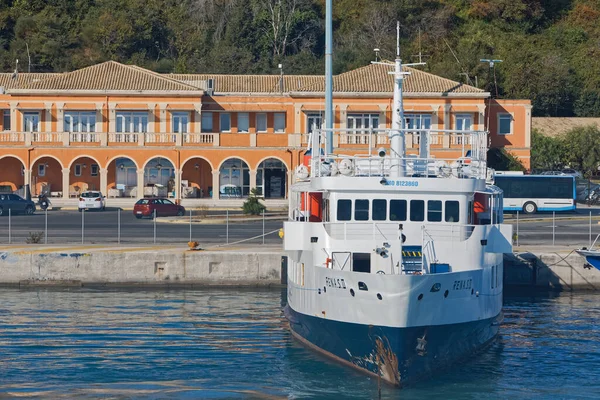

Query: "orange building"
(0, 61), (531, 205)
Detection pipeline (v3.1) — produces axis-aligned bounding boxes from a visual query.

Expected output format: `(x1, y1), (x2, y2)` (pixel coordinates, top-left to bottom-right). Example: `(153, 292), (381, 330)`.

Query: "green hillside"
(0, 0), (598, 116)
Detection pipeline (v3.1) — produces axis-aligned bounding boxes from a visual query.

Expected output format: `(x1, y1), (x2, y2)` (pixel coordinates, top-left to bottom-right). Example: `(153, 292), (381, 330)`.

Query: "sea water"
(0, 288), (598, 399)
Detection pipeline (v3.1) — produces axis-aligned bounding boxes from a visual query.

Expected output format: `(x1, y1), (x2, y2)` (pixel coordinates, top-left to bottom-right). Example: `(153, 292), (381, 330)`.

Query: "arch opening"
(257, 158), (288, 199)
(32, 157), (62, 197)
(219, 158), (249, 198)
(144, 157), (175, 198)
(69, 156), (101, 197)
(0, 156), (25, 195)
(107, 157), (138, 197)
(181, 158), (212, 198)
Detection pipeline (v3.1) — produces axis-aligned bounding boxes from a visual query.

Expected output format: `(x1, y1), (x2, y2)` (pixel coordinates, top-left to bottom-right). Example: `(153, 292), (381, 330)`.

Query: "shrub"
(242, 188), (266, 215)
(26, 231), (44, 244)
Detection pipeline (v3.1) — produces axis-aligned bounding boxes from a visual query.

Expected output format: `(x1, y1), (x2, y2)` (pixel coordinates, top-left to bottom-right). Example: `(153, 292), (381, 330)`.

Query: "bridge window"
(427, 200), (442, 222)
(372, 199), (387, 221)
(337, 199), (352, 221)
(355, 200), (369, 221)
(445, 201), (460, 222)
(390, 200), (407, 221)
(410, 200), (425, 221)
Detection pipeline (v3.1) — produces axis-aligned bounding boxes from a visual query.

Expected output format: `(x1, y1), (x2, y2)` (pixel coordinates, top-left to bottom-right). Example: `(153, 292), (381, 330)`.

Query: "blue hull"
(285, 305), (500, 387)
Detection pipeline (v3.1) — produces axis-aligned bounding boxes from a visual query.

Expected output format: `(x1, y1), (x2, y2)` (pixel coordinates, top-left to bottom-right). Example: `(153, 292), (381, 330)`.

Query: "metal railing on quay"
(0, 208), (283, 247)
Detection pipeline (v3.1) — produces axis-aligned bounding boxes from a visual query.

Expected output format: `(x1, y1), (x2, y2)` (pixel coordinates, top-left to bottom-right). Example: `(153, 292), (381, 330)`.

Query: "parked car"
(78, 191), (106, 211)
(561, 168), (583, 178)
(0, 193), (36, 216)
(133, 198), (185, 218)
(540, 170), (566, 176)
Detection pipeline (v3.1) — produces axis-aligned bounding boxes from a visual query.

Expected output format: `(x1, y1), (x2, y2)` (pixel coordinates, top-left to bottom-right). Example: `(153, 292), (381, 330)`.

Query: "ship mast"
(325, 0), (333, 155)
(390, 21), (406, 178)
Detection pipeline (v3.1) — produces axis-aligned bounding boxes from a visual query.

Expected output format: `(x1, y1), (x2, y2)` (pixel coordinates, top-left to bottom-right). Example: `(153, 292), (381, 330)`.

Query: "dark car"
(133, 198), (185, 218)
(0, 193), (36, 216)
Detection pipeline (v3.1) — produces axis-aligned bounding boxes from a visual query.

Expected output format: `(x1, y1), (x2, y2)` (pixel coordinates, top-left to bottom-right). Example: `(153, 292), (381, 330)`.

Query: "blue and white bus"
(493, 175), (576, 214)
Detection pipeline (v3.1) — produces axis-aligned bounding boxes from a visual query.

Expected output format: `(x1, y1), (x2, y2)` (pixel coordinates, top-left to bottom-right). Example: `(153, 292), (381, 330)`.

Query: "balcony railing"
(0, 132), (25, 142)
(109, 133), (139, 143)
(32, 132), (62, 143)
(183, 133), (216, 145)
(69, 132), (99, 143)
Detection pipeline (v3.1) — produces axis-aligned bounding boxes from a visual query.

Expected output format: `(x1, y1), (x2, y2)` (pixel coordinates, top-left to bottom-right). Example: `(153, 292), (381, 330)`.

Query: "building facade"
(0, 61), (531, 204)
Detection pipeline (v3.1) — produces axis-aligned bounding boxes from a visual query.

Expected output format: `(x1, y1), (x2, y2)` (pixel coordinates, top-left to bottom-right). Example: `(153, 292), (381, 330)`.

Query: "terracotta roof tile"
(0, 73), (60, 90)
(19, 61), (200, 92)
(296, 63), (483, 94)
(166, 74), (322, 93)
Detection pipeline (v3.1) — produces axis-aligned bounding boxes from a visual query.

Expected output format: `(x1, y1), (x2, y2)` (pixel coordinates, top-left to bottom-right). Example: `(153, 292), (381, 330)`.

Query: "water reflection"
(0, 288), (597, 399)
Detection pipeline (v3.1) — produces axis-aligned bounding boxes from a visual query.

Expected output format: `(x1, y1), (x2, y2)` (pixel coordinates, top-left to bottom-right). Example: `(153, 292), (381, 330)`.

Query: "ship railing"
(310, 128), (488, 180)
(322, 222), (401, 241)
(421, 224), (475, 242)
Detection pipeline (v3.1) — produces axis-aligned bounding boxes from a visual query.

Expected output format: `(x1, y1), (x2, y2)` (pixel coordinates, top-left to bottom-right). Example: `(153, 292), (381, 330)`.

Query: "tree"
(242, 188), (267, 215)
(563, 125), (600, 178)
(530, 129), (566, 171)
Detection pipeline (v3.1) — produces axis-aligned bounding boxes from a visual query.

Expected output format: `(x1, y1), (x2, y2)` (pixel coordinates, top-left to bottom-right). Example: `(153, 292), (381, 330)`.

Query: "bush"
(26, 231), (44, 244)
(242, 188), (266, 215)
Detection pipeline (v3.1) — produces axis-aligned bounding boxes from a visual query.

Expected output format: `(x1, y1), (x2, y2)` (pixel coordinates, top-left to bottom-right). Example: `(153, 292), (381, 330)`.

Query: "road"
(0, 210), (597, 248)
(0, 210), (284, 246)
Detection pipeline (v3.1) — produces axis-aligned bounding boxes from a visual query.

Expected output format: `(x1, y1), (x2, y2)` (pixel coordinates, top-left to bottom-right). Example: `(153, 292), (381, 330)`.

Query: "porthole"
(350, 288), (355, 297)
(323, 286), (326, 293)
(444, 290), (449, 298)
(417, 293), (423, 301)
(377, 293), (382, 300)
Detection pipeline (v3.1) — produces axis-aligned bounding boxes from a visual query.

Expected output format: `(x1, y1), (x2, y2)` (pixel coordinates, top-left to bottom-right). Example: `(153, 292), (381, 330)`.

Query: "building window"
(23, 112), (40, 132)
(220, 113), (231, 132)
(3, 110), (10, 131)
(274, 113), (286, 133)
(256, 113), (267, 132)
(306, 113), (322, 134)
(116, 111), (148, 133)
(405, 114), (431, 145)
(455, 114), (472, 131)
(219, 158), (249, 197)
(498, 113), (513, 135)
(347, 113), (379, 133)
(172, 112), (189, 133)
(238, 112), (249, 133)
(74, 164), (82, 177)
(91, 164), (99, 177)
(64, 111), (96, 132)
(38, 164), (45, 177)
(201, 112), (213, 132)
(405, 114), (431, 130)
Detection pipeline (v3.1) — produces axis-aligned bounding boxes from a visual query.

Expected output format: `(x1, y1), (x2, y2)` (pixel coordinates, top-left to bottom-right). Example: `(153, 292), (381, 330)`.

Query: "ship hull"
(285, 304), (500, 387)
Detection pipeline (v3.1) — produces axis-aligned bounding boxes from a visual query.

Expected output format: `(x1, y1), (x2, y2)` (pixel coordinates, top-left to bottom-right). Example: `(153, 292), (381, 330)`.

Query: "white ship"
(282, 12), (513, 387)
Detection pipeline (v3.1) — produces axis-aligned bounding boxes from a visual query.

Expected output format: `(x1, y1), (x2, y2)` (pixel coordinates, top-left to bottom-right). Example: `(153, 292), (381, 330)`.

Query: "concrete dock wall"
(504, 250), (600, 291)
(0, 246), (598, 290)
(0, 248), (284, 287)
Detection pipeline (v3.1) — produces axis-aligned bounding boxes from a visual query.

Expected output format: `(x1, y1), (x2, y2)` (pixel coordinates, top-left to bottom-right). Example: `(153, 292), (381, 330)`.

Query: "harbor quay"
(0, 243), (597, 290)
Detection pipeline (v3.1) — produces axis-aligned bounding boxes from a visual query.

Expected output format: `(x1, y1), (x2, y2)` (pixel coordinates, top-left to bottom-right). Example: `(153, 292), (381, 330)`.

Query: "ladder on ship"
(401, 246), (423, 274)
